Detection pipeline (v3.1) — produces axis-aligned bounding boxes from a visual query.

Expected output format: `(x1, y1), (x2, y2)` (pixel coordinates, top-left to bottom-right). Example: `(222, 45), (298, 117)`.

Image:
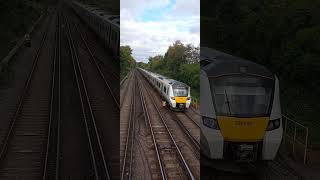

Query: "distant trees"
(138, 40), (200, 99)
(120, 46), (136, 80)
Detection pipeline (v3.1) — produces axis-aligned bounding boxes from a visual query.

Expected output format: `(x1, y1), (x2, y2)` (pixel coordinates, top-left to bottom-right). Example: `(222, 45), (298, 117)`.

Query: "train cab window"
(173, 87), (188, 97)
(209, 75), (274, 117)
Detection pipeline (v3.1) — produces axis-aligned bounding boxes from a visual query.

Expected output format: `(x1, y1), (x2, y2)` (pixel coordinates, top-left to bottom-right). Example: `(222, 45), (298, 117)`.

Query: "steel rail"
(128, 74), (137, 179)
(0, 14), (52, 161)
(64, 13), (110, 180)
(120, 71), (133, 109)
(189, 107), (201, 116)
(120, 71), (136, 180)
(183, 112), (200, 128)
(120, 73), (133, 109)
(72, 20), (120, 108)
(136, 72), (167, 180)
(269, 155), (302, 179)
(138, 71), (195, 180)
(168, 111), (200, 160)
(42, 11), (61, 180)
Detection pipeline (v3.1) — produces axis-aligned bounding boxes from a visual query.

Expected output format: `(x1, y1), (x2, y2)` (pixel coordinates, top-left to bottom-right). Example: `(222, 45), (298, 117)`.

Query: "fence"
(191, 98), (199, 109)
(282, 115), (309, 165)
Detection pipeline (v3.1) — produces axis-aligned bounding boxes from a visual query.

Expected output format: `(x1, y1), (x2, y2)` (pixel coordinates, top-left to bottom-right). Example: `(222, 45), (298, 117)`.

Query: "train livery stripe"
(175, 97), (187, 103)
(217, 116), (269, 142)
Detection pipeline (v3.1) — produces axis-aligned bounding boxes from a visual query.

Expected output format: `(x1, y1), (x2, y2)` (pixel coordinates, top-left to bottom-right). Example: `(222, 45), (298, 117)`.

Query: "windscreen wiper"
(224, 89), (232, 115)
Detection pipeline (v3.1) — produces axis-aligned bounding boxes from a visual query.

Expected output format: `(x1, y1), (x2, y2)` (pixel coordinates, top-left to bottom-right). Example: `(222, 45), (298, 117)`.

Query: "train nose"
(178, 103), (185, 109)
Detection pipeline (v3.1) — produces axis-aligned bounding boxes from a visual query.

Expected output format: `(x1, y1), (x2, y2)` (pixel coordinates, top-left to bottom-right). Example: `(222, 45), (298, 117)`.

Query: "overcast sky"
(120, 0), (200, 62)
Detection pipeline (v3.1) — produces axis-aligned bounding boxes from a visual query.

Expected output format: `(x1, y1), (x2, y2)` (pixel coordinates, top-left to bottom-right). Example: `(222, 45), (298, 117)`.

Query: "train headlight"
(266, 118), (281, 131)
(187, 97), (191, 100)
(170, 97), (175, 100)
(202, 116), (220, 130)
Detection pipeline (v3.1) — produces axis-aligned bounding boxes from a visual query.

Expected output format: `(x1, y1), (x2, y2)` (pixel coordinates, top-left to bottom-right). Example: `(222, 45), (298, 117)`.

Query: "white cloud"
(120, 0), (200, 62)
(172, 0), (200, 17)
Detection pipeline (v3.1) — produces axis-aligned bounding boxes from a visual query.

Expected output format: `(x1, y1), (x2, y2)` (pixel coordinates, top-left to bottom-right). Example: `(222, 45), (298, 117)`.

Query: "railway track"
(66, 6), (120, 178)
(170, 112), (200, 159)
(70, 6), (120, 93)
(263, 154), (303, 180)
(137, 71), (197, 180)
(0, 2), (119, 179)
(63, 12), (110, 179)
(121, 71), (136, 180)
(121, 70), (165, 180)
(41, 8), (99, 178)
(120, 71), (133, 108)
(201, 147), (303, 180)
(69, 17), (119, 108)
(120, 71), (134, 179)
(0, 13), (56, 179)
(137, 70), (200, 175)
(42, 10), (61, 180)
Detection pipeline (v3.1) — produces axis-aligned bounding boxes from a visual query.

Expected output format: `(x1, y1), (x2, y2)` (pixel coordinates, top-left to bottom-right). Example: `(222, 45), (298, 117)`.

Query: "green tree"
(143, 41), (200, 99)
(120, 46), (135, 80)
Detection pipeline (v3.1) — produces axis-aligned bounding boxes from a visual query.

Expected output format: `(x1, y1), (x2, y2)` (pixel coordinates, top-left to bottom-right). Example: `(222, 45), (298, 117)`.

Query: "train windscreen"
(209, 75), (274, 117)
(173, 87), (188, 97)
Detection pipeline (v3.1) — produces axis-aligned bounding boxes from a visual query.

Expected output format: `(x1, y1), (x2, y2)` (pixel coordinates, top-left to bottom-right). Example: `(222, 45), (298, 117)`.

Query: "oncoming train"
(71, 1), (119, 56)
(138, 68), (191, 110)
(200, 47), (283, 163)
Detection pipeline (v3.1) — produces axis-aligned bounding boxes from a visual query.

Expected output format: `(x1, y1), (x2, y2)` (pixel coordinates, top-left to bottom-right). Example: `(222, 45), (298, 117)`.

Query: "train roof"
(139, 68), (189, 88)
(200, 47), (274, 79)
(73, 1), (119, 27)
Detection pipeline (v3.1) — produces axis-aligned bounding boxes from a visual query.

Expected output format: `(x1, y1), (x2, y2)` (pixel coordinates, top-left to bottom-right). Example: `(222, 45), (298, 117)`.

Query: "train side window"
(164, 86), (166, 93)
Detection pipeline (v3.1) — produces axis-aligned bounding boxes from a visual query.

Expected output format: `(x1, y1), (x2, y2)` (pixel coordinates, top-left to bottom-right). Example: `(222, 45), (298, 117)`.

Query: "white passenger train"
(200, 47), (283, 163)
(138, 68), (191, 111)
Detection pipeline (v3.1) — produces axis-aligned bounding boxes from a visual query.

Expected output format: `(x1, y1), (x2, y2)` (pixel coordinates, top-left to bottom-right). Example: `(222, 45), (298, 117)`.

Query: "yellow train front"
(200, 48), (283, 163)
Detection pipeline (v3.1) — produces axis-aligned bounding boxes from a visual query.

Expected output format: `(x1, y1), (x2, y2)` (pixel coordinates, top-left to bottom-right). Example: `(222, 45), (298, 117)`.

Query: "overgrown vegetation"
(202, 0), (320, 142)
(120, 46), (135, 80)
(137, 41), (200, 100)
(0, 0), (45, 60)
